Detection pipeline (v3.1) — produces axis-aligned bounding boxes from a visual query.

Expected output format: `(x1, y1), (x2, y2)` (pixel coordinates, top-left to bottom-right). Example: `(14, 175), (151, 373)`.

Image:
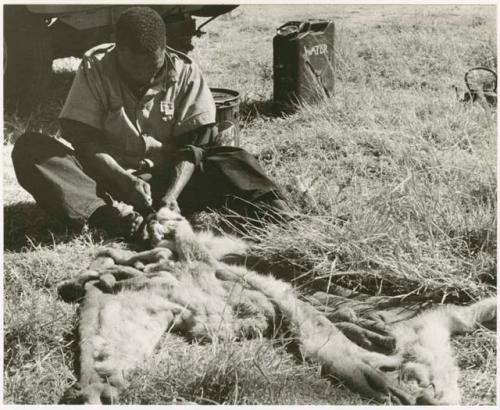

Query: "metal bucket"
(211, 87), (240, 146)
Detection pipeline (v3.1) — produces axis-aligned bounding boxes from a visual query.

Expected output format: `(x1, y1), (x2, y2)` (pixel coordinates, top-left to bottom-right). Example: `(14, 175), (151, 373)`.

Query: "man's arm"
(159, 161), (195, 211)
(155, 125), (213, 210)
(60, 118), (152, 212)
(150, 56), (216, 211)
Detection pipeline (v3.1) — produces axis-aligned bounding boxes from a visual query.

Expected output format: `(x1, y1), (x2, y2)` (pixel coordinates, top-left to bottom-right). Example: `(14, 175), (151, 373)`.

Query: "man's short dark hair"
(116, 7), (166, 54)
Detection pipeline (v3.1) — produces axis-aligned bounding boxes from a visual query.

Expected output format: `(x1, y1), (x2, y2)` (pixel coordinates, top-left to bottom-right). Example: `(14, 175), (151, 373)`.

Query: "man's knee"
(12, 132), (70, 170)
(12, 132), (47, 166)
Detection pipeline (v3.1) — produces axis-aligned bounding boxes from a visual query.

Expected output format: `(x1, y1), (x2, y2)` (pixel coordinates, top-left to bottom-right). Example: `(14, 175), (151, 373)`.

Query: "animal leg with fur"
(64, 206), (495, 405)
(216, 263), (410, 404)
(153, 211), (409, 402)
(309, 289), (496, 404)
(58, 263), (147, 302)
(392, 297), (496, 405)
(63, 275), (189, 404)
(151, 207), (219, 265)
(63, 284), (121, 404)
(58, 256), (115, 302)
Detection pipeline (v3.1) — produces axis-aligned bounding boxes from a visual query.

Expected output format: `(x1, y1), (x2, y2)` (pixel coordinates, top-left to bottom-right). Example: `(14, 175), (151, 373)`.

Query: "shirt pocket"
(103, 107), (144, 156)
(142, 91), (176, 144)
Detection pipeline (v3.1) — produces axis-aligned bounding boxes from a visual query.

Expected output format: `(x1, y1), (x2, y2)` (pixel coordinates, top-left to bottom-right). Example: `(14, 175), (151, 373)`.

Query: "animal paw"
(330, 307), (358, 322)
(361, 364), (411, 405)
(83, 382), (119, 404)
(147, 219), (165, 247)
(58, 280), (86, 303)
(155, 207), (189, 236)
(58, 269), (103, 303)
(336, 322), (396, 354)
(325, 355), (411, 405)
(414, 383), (460, 406)
(400, 362), (430, 387)
(145, 207), (189, 246)
(61, 382), (119, 404)
(97, 248), (135, 267)
(98, 273), (117, 292)
(144, 260), (177, 273)
(414, 378), (461, 405)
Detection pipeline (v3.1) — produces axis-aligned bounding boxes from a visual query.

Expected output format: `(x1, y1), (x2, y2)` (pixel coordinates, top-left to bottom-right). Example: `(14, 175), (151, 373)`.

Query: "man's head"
(115, 7), (166, 87)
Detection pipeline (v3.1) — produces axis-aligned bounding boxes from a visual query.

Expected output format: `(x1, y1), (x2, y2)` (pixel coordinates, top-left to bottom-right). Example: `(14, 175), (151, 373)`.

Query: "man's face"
(117, 46), (165, 88)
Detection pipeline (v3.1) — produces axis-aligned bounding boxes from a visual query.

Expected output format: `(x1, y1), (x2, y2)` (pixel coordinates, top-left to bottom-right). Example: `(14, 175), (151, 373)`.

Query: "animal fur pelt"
(58, 208), (496, 405)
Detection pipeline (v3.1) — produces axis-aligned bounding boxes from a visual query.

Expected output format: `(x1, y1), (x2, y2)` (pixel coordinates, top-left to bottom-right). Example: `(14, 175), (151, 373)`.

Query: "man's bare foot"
(88, 203), (145, 240)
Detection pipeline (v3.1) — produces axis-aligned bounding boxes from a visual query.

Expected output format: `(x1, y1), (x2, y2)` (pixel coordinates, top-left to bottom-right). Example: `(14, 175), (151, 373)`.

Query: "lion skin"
(59, 208), (496, 405)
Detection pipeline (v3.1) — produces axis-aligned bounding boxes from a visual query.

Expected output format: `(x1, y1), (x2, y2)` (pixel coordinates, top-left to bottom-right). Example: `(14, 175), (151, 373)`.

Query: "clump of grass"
(3, 233), (108, 404)
(454, 329), (497, 404)
(239, 85), (495, 302)
(121, 336), (366, 405)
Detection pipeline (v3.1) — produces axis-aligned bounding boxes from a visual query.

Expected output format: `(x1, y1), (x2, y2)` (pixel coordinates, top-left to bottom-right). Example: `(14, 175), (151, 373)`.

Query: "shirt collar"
(145, 50), (178, 93)
(164, 50), (179, 86)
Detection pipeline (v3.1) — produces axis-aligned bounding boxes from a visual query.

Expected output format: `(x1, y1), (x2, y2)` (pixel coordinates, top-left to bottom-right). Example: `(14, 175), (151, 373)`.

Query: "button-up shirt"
(59, 43), (216, 168)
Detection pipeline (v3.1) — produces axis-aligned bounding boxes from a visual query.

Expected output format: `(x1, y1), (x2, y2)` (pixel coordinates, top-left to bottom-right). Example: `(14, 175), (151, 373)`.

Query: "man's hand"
(159, 196), (181, 214)
(124, 175), (152, 213)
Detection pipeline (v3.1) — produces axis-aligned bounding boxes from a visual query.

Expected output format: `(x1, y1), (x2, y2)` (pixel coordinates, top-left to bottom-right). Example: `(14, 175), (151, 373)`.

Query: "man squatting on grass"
(12, 7), (289, 240)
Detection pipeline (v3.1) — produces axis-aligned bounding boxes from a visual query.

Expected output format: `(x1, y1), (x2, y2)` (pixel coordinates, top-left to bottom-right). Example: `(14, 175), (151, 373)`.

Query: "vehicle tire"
(4, 6), (53, 114)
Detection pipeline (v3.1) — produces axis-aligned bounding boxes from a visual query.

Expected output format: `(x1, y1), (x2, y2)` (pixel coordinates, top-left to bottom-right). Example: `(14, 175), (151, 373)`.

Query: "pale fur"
(390, 297), (496, 404)
(60, 209), (496, 405)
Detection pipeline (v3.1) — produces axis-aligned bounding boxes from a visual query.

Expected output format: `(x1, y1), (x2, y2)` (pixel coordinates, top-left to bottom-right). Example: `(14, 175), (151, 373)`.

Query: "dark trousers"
(11, 132), (283, 227)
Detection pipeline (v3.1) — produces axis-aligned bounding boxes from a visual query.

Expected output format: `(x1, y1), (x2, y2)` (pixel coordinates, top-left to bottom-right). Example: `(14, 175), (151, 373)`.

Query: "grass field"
(3, 4), (497, 405)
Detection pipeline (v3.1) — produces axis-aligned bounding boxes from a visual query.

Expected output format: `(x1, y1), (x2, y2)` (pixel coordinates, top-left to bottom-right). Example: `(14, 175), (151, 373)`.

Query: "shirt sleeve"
(59, 56), (107, 131)
(173, 62), (216, 137)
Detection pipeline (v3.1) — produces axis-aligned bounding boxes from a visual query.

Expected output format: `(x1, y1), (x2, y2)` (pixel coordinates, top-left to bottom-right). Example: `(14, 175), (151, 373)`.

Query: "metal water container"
(273, 20), (335, 108)
(210, 88), (240, 146)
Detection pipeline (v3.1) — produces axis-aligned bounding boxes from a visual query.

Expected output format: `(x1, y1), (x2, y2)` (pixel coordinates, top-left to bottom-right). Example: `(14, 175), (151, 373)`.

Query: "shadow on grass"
(4, 71), (75, 143)
(4, 71), (74, 117)
(59, 325), (83, 405)
(4, 202), (78, 252)
(239, 99), (293, 123)
(221, 253), (326, 294)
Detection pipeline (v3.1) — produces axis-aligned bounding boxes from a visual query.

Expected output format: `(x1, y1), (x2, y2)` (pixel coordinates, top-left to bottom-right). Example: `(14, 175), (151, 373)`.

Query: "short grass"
(3, 4), (496, 405)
